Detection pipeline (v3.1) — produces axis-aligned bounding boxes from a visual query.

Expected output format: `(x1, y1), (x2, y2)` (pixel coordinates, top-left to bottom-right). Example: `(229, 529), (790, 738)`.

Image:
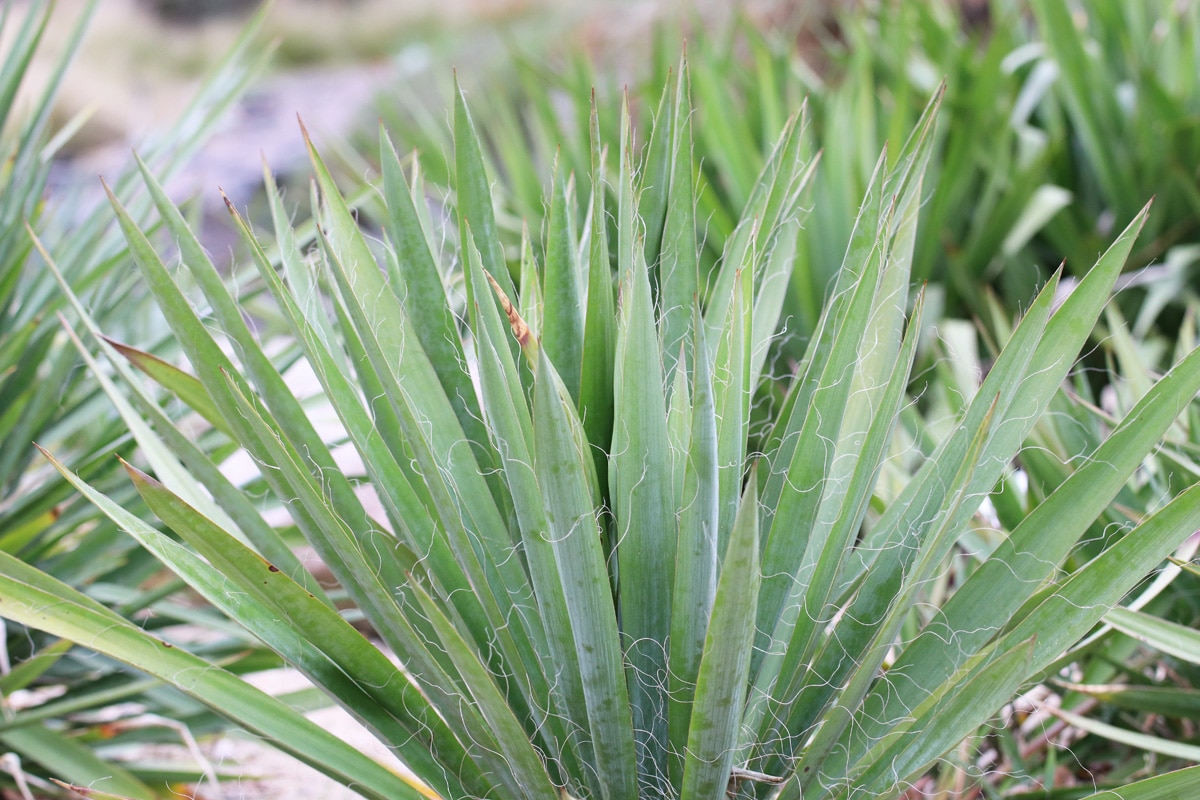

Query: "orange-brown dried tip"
(51, 779), (99, 796)
(485, 271), (532, 348)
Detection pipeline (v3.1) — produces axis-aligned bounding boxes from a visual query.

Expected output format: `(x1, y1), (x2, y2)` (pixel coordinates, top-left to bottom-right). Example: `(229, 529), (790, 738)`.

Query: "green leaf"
(379, 126), (487, 456)
(534, 346), (639, 800)
(579, 95), (617, 485)
(1058, 681), (1200, 720)
(0, 3), (57, 126)
(711, 266), (751, 560)
(795, 203), (1150, 786)
(692, 47), (758, 209)
(611, 232), (675, 787)
(638, 59), (676, 272)
(410, 580), (560, 800)
(1046, 704), (1200, 762)
(542, 155), (585, 402)
(33, 228), (319, 599)
(305, 126), (503, 513)
(1104, 605), (1200, 664)
(667, 311), (718, 782)
(837, 335), (1200, 778)
(789, 395), (998, 799)
(126, 464), (481, 796)
(1079, 766), (1200, 800)
(101, 337), (230, 439)
(42, 444), (481, 800)
(658, 55), (699, 379)
(679, 473), (760, 800)
(108, 166), (390, 625)
(229, 181), (440, 574)
(1000, 481), (1200, 675)
(307, 139), (552, 722)
(464, 213), (587, 790)
(455, 72), (517, 301)
(848, 638), (1036, 800)
(704, 105), (809, 357)
(755, 135), (887, 547)
(744, 289), (926, 762)
(1029, 0), (1136, 206)
(750, 156), (899, 719)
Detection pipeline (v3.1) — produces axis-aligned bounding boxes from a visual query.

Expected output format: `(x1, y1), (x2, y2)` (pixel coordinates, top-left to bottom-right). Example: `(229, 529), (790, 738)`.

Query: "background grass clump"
(380, 0), (1200, 346)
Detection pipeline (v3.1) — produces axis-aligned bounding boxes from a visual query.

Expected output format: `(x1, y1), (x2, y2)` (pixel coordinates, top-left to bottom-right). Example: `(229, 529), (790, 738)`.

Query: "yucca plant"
(987, 294), (1200, 784)
(889, 288), (1200, 788)
(7, 54), (1200, 799)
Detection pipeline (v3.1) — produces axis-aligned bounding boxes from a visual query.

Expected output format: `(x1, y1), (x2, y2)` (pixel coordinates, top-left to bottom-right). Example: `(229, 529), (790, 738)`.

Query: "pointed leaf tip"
(485, 270), (533, 348)
(51, 779), (139, 800)
(297, 114), (313, 148)
(116, 457), (159, 490)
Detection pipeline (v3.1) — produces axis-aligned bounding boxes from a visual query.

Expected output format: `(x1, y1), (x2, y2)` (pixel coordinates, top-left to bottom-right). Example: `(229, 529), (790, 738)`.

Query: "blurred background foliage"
(0, 3), (303, 796)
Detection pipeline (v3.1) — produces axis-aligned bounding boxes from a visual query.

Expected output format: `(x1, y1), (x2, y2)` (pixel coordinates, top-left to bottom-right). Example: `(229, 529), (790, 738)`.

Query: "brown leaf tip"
(485, 271), (532, 347)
